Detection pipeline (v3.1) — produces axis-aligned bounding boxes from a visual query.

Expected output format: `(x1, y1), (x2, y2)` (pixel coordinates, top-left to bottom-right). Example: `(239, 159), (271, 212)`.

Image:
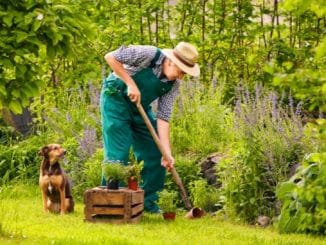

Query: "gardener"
(100, 42), (200, 213)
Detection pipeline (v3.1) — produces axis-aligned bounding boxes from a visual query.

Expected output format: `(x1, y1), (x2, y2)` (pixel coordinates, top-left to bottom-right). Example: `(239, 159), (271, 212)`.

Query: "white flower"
(37, 13), (44, 21)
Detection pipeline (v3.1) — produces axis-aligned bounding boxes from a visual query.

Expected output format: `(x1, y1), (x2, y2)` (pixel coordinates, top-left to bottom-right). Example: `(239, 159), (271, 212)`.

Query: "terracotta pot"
(163, 212), (176, 221)
(128, 179), (138, 191)
(185, 207), (205, 219)
(106, 179), (119, 190)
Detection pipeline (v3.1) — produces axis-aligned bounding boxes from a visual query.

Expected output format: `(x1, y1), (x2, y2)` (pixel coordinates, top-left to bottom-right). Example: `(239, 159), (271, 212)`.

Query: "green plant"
(217, 88), (310, 223)
(125, 161), (143, 183)
(71, 148), (103, 199)
(0, 133), (56, 185)
(158, 189), (177, 213)
(189, 179), (220, 212)
(276, 152), (326, 234)
(102, 162), (126, 182)
(171, 83), (233, 156)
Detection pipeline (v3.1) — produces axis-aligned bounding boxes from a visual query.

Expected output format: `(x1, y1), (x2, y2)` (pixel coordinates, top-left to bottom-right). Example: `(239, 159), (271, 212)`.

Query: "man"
(100, 42), (200, 213)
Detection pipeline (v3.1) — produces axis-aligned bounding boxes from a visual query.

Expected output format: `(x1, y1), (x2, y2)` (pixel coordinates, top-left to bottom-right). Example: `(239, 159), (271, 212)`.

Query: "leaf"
(276, 182), (296, 200)
(32, 20), (42, 31)
(0, 58), (13, 68)
(0, 84), (7, 96)
(11, 89), (20, 98)
(3, 14), (14, 27)
(9, 100), (22, 114)
(16, 31), (28, 43)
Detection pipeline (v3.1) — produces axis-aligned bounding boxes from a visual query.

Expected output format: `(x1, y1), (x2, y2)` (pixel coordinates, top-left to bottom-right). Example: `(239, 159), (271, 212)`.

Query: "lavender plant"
(30, 81), (102, 193)
(171, 79), (233, 156)
(217, 85), (311, 223)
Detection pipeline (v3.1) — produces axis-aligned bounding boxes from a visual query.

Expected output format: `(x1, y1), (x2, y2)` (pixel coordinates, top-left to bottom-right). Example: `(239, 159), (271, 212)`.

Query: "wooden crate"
(84, 187), (144, 224)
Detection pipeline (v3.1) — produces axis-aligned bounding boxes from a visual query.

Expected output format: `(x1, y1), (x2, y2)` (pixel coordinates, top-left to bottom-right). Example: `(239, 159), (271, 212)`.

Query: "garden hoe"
(137, 103), (205, 219)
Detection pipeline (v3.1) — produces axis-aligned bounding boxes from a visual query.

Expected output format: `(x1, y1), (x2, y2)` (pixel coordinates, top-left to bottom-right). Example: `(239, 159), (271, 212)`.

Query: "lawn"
(0, 184), (325, 245)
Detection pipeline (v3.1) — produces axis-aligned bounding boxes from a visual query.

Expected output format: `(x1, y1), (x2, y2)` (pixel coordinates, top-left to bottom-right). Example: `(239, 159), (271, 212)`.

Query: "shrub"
(189, 179), (220, 212)
(72, 148), (103, 198)
(171, 81), (233, 156)
(0, 134), (55, 185)
(217, 86), (310, 223)
(276, 153), (326, 235)
(163, 155), (201, 208)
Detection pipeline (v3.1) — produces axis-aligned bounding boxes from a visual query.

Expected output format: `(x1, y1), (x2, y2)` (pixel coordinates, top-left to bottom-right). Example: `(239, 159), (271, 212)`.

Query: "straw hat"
(162, 42), (200, 77)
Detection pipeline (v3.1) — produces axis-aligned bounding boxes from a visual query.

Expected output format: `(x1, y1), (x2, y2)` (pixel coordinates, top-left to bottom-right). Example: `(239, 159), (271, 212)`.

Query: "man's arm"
(157, 118), (175, 171)
(104, 53), (141, 104)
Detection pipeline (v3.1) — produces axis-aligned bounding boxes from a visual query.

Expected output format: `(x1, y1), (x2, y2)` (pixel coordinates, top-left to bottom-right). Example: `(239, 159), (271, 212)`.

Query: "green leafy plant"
(189, 179), (220, 212)
(102, 162), (126, 183)
(158, 189), (177, 213)
(276, 152), (326, 234)
(217, 87), (310, 223)
(125, 161), (143, 183)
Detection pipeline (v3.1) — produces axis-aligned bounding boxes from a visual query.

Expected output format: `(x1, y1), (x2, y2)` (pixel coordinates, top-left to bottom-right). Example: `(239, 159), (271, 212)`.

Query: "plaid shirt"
(110, 45), (180, 122)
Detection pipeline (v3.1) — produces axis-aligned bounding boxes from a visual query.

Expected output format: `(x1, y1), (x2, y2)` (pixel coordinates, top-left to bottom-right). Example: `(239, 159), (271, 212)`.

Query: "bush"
(72, 148), (103, 199)
(276, 153), (326, 235)
(189, 179), (220, 212)
(163, 155), (201, 208)
(171, 81), (233, 156)
(0, 134), (55, 185)
(217, 87), (310, 223)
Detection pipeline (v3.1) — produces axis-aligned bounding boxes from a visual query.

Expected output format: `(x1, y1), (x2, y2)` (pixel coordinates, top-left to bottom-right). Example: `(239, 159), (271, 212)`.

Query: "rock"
(198, 153), (226, 188)
(257, 215), (270, 227)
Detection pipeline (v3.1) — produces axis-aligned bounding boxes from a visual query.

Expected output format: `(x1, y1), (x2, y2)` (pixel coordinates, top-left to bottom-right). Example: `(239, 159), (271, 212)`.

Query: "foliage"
(125, 160), (143, 183)
(158, 189), (177, 213)
(102, 162), (126, 182)
(276, 153), (326, 235)
(0, 0), (324, 237)
(189, 179), (220, 212)
(0, 133), (56, 185)
(0, 0), (95, 113)
(30, 82), (101, 145)
(72, 148), (103, 199)
(217, 87), (310, 223)
(163, 155), (201, 208)
(0, 124), (20, 145)
(304, 119), (326, 154)
(171, 81), (233, 156)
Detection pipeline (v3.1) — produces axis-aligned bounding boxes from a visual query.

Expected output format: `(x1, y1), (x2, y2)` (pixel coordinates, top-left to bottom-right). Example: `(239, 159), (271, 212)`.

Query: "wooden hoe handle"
(136, 103), (193, 210)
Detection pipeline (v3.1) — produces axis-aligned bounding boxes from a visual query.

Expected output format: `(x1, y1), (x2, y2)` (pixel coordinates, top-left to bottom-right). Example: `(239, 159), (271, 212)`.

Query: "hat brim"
(161, 49), (200, 77)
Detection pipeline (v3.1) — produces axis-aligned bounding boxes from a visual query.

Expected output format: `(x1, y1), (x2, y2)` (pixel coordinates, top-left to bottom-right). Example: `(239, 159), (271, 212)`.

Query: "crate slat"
(91, 206), (125, 215)
(131, 203), (144, 216)
(84, 187), (144, 224)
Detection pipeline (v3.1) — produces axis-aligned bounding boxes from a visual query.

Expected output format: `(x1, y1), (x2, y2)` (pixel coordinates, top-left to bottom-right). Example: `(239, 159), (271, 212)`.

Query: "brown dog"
(39, 144), (74, 214)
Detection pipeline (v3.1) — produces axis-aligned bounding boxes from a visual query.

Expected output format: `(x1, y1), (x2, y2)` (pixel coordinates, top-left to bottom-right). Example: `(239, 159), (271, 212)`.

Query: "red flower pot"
(128, 179), (138, 191)
(163, 212), (176, 221)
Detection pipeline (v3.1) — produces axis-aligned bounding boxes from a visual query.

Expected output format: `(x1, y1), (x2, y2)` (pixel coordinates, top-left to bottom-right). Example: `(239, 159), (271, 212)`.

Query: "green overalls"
(100, 49), (174, 212)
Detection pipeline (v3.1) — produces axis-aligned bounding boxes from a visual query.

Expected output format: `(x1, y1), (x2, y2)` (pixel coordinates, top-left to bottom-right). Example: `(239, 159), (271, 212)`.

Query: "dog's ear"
(39, 146), (49, 157)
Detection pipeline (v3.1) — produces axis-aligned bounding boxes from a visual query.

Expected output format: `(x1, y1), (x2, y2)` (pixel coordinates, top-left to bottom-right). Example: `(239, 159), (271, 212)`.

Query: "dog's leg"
(59, 188), (66, 215)
(41, 187), (49, 213)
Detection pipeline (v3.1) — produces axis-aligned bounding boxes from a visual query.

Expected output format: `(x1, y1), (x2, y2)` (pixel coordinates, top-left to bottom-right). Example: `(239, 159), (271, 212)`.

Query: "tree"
(0, 0), (95, 114)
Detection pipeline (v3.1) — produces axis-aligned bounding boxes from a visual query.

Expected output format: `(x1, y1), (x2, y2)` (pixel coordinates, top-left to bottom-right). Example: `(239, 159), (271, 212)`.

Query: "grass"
(0, 184), (325, 245)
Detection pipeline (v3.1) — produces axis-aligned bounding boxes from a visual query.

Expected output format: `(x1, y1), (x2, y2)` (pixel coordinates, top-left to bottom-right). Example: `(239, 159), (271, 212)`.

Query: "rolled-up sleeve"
(110, 45), (157, 68)
(157, 80), (180, 122)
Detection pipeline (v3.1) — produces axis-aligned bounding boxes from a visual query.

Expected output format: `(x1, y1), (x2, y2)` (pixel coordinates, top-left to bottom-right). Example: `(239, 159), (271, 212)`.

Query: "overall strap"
(149, 48), (161, 68)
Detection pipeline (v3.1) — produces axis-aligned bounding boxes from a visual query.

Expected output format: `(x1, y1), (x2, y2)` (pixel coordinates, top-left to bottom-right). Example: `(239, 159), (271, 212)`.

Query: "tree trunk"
(2, 107), (33, 136)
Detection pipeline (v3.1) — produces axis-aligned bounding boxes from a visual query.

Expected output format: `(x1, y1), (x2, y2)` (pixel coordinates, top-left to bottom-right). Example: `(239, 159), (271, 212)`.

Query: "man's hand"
(161, 155), (175, 171)
(127, 83), (141, 105)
